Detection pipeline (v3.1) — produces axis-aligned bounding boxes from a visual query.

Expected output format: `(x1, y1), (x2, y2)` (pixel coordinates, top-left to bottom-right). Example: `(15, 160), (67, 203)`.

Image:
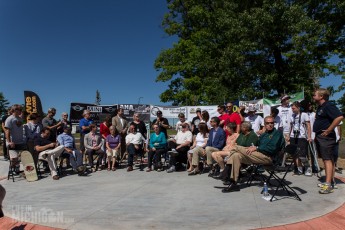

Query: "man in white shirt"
(175, 113), (191, 132)
(277, 95), (293, 142)
(245, 107), (264, 135)
(167, 123), (193, 173)
(126, 124), (146, 172)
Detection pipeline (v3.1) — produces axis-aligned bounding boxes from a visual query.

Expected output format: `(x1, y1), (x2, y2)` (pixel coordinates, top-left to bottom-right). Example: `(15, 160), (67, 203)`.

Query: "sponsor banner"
(186, 106), (218, 122)
(239, 99), (264, 113)
(150, 106), (187, 119)
(263, 91), (304, 117)
(118, 104), (151, 122)
(70, 103), (117, 124)
(24, 91), (44, 117)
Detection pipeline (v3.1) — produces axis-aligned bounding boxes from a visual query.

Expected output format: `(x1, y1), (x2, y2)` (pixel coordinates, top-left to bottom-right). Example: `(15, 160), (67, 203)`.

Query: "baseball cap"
(280, 95), (290, 102)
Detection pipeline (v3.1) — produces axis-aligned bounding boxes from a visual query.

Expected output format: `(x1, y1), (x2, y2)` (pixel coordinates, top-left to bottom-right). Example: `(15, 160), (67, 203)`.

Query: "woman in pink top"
(211, 122), (239, 171)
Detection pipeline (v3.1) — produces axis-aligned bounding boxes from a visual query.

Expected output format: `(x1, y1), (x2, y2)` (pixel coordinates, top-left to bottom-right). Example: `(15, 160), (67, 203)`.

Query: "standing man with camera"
(152, 111), (170, 139)
(313, 88), (343, 194)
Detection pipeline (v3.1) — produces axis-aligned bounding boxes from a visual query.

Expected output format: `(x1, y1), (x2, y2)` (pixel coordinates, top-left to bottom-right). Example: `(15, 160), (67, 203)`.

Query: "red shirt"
(100, 123), (110, 139)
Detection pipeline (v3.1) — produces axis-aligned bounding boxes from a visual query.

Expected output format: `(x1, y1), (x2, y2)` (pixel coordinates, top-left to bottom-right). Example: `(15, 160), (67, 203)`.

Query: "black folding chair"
(263, 144), (302, 202)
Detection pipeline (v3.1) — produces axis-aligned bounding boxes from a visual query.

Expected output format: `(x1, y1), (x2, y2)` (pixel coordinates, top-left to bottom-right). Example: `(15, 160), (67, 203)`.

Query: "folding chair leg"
(8, 163), (15, 182)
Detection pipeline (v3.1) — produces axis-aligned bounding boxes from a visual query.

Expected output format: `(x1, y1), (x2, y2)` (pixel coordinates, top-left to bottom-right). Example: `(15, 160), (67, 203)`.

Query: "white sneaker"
(304, 167), (312, 177)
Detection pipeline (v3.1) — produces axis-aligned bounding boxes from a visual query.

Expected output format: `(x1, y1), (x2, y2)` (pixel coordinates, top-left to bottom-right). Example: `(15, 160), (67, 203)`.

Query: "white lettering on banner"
(87, 106), (103, 113)
(119, 105), (134, 110)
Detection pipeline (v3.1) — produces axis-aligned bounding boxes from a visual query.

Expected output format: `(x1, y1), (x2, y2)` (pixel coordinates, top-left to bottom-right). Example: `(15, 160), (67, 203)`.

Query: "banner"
(186, 106), (218, 122)
(263, 91), (304, 117)
(70, 103), (117, 124)
(118, 104), (151, 122)
(239, 99), (264, 113)
(150, 106), (187, 119)
(24, 91), (44, 117)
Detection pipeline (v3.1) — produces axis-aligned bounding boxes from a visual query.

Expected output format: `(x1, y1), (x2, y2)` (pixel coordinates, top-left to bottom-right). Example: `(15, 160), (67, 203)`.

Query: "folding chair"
(263, 144), (302, 202)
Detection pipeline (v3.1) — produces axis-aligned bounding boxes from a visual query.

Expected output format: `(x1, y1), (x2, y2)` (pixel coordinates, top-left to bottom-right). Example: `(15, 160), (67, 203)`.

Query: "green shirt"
(236, 130), (258, 147)
(257, 128), (285, 157)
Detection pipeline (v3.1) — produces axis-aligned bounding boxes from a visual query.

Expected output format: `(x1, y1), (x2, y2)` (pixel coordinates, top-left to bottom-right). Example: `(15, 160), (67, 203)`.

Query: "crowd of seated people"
(5, 97), (338, 198)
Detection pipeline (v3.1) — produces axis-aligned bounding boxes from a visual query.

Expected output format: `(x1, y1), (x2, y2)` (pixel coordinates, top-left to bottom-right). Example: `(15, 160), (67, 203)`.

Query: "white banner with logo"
(186, 106), (218, 122)
(239, 99), (264, 113)
(150, 105), (187, 119)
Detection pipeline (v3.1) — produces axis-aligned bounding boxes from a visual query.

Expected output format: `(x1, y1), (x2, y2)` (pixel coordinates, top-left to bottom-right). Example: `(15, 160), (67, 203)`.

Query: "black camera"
(293, 130), (300, 138)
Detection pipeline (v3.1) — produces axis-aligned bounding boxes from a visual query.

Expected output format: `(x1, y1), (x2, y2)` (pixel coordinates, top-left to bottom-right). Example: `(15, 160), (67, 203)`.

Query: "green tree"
(155, 0), (345, 105)
(338, 92), (345, 114)
(95, 90), (101, 105)
(0, 92), (10, 116)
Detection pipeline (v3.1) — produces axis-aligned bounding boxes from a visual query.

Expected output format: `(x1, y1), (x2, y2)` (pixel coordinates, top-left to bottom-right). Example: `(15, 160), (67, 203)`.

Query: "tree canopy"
(154, 0), (345, 105)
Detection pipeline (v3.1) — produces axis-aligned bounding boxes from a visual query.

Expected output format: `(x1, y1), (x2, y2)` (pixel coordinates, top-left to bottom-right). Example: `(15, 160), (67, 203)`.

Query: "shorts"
(8, 144), (27, 159)
(315, 134), (336, 161)
(289, 138), (308, 158)
(107, 149), (120, 158)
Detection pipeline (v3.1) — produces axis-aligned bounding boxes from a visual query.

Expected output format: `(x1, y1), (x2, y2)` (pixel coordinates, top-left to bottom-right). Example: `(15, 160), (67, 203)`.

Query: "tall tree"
(0, 92), (10, 116)
(95, 90), (101, 105)
(155, 0), (345, 105)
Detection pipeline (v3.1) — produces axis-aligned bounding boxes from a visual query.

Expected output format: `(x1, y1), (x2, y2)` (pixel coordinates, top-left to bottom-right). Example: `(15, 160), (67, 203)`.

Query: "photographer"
(152, 111), (170, 139)
(288, 101), (312, 176)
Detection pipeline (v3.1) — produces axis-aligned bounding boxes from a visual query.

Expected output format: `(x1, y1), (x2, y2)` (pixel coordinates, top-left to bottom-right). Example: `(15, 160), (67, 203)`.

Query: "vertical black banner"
(24, 91), (44, 117)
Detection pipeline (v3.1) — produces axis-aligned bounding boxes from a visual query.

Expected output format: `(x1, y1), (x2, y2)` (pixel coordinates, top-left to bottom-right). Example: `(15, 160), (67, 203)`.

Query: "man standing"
(313, 88), (343, 194)
(79, 109), (93, 154)
(226, 103), (241, 133)
(42, 108), (62, 142)
(191, 108), (202, 136)
(277, 95), (293, 143)
(175, 113), (191, 132)
(245, 107), (264, 135)
(1, 108), (11, 160)
(152, 110), (170, 139)
(4, 104), (26, 171)
(223, 116), (285, 192)
(218, 105), (229, 128)
(112, 108), (129, 158)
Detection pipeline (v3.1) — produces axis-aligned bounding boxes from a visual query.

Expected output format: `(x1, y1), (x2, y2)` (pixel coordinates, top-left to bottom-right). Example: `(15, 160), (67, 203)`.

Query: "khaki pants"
(205, 146), (220, 166)
(226, 146), (272, 183)
(38, 145), (64, 177)
(191, 146), (205, 166)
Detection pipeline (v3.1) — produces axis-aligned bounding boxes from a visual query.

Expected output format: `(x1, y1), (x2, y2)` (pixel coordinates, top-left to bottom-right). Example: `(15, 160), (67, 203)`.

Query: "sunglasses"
(265, 122), (274, 124)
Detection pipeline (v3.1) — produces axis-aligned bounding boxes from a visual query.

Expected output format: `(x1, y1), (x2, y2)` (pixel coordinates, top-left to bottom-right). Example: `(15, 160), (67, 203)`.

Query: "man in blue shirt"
(313, 88), (343, 194)
(57, 125), (86, 175)
(79, 110), (93, 153)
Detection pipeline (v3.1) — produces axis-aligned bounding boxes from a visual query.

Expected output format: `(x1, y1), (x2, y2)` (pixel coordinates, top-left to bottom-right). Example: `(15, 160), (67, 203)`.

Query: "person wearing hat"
(57, 125), (86, 176)
(191, 108), (202, 135)
(42, 108), (63, 142)
(24, 113), (42, 165)
(277, 95), (293, 143)
(175, 113), (191, 133)
(245, 107), (264, 135)
(152, 110), (170, 139)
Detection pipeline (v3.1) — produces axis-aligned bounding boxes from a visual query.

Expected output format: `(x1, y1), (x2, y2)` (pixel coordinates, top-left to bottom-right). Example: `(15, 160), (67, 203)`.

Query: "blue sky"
(0, 0), (343, 116)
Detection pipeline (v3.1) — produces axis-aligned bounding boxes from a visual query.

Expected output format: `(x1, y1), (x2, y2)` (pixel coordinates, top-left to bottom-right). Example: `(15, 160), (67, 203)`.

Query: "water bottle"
(263, 182), (268, 197)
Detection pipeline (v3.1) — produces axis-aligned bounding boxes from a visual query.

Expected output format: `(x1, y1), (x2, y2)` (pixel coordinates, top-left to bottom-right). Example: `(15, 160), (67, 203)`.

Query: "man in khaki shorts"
(4, 104), (27, 172)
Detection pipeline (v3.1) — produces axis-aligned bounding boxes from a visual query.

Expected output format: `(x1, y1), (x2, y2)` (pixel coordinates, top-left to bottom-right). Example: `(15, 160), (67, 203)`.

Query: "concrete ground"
(0, 157), (344, 230)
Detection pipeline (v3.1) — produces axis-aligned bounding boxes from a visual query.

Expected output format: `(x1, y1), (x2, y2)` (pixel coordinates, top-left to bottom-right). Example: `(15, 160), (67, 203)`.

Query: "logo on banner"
(87, 106), (102, 113)
(151, 107), (160, 116)
(104, 107), (116, 113)
(72, 105), (85, 112)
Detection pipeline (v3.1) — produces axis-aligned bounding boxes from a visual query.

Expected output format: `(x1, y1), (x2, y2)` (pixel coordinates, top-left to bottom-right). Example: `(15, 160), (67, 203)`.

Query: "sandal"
(187, 168), (193, 172)
(107, 167), (111, 171)
(112, 167), (116, 171)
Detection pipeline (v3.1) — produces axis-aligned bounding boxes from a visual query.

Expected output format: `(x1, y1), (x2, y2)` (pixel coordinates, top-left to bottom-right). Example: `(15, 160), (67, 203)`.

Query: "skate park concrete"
(0, 158), (345, 230)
